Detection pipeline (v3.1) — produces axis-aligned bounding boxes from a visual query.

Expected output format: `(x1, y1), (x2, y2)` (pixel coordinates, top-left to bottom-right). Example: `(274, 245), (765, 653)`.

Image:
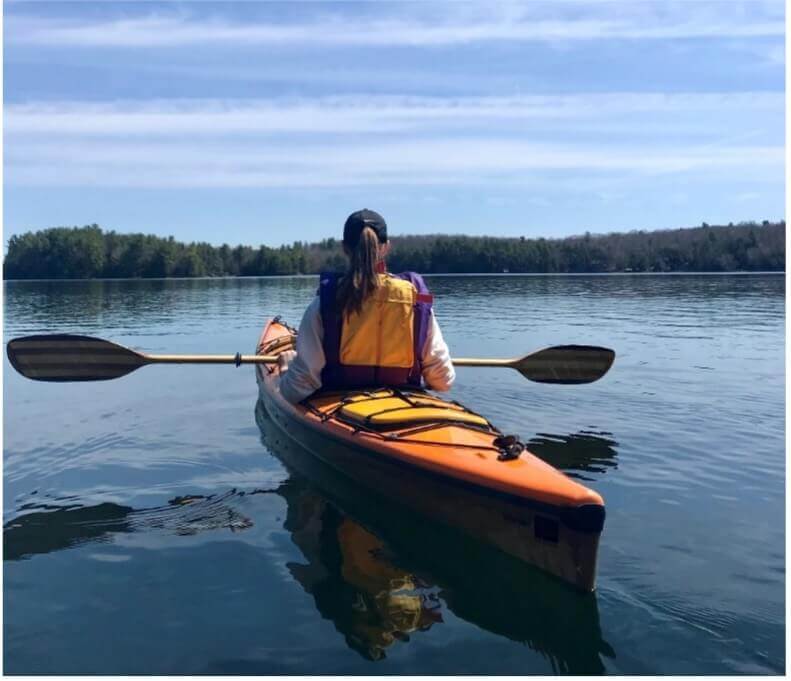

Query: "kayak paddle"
(453, 346), (615, 384)
(7, 334), (614, 385)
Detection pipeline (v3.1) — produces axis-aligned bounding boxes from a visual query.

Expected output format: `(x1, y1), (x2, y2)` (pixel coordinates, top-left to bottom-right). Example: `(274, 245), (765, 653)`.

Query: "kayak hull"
(256, 318), (604, 591)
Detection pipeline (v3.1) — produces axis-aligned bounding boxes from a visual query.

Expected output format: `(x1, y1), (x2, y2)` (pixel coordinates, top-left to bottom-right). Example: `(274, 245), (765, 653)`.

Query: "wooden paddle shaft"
(145, 354), (516, 367)
(144, 354), (280, 365)
(451, 358), (514, 367)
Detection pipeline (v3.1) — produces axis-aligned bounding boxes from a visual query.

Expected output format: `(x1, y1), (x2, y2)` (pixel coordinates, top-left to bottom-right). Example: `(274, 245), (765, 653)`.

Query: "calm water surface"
(3, 274), (785, 674)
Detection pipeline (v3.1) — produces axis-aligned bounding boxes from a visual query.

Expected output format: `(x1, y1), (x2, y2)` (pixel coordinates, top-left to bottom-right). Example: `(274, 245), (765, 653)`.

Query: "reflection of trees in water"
(5, 277), (317, 336)
(431, 272), (786, 306)
(256, 400), (615, 673)
(528, 430), (619, 482)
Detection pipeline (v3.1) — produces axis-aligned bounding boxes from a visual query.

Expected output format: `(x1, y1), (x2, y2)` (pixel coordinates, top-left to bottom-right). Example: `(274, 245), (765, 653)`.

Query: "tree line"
(3, 221), (785, 280)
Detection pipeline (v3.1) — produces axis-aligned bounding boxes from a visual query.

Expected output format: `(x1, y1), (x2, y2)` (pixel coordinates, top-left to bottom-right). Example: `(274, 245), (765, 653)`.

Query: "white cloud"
(735, 192), (761, 201)
(7, 5), (784, 49)
(5, 92), (782, 189)
(5, 136), (783, 188)
(5, 93), (783, 137)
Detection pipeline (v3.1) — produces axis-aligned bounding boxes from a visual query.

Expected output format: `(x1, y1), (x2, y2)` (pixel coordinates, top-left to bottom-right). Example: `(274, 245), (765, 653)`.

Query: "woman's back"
(278, 209), (455, 403)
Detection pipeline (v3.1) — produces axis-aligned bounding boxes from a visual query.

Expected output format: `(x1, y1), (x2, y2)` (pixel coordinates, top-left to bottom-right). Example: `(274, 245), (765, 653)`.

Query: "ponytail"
(337, 226), (381, 317)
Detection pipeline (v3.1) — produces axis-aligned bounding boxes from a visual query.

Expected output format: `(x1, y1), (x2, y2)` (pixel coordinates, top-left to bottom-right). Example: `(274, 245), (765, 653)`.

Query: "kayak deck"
(256, 317), (605, 591)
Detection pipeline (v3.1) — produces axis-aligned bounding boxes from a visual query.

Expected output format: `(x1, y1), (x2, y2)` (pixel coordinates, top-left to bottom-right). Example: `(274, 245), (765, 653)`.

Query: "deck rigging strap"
(299, 387), (522, 457)
(268, 322), (524, 462)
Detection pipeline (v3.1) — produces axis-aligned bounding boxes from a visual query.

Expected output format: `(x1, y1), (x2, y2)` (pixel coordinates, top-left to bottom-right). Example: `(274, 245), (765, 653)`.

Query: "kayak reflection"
(256, 399), (616, 673)
(282, 486), (443, 661)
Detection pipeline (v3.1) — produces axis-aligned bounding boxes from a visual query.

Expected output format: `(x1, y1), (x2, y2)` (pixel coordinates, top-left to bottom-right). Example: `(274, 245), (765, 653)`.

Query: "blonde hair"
(337, 226), (382, 317)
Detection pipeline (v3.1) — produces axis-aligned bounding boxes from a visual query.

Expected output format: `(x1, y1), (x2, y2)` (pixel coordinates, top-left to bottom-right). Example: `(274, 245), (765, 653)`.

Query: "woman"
(278, 209), (455, 403)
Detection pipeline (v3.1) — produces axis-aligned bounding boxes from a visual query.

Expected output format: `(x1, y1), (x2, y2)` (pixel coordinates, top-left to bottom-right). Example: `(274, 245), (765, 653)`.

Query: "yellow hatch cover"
(337, 392), (490, 429)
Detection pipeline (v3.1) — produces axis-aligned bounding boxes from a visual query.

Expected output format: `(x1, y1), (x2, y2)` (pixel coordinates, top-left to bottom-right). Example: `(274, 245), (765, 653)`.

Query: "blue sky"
(4, 0), (785, 247)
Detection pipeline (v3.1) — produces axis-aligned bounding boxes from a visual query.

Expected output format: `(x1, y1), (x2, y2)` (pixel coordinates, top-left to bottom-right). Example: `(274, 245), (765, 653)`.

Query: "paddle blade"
(7, 335), (148, 382)
(516, 345), (615, 384)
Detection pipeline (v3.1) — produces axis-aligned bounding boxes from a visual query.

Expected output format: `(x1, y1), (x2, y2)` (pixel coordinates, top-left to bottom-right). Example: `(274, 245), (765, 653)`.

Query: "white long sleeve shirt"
(279, 296), (455, 403)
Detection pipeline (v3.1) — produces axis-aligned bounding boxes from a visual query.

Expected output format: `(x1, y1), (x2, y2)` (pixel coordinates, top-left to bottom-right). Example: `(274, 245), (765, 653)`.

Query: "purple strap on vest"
(318, 272), (344, 388)
(392, 271), (432, 386)
(318, 271), (432, 389)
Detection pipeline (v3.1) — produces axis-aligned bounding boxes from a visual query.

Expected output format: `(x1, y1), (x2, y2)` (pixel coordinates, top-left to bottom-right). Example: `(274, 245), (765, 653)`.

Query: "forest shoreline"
(4, 221), (785, 280)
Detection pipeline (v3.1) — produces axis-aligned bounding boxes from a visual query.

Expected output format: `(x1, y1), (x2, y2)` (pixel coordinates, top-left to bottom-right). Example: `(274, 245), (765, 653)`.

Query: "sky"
(3, 0), (786, 247)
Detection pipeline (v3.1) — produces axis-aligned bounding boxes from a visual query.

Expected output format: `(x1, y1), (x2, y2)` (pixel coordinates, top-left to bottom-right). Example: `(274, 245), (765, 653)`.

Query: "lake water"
(3, 274), (785, 674)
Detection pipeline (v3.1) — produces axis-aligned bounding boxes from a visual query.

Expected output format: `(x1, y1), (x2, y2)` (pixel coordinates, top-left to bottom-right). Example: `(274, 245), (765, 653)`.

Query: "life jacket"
(319, 271), (433, 389)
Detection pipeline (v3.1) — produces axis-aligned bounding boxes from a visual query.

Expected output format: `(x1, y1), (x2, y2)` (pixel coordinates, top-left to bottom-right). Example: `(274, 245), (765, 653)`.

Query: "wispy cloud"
(5, 92), (782, 188)
(6, 136), (782, 188)
(8, 4), (784, 49)
(735, 192), (762, 202)
(6, 93), (782, 136)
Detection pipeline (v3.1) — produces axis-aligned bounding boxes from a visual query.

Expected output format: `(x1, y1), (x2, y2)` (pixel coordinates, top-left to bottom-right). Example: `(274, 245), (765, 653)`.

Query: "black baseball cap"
(343, 209), (388, 246)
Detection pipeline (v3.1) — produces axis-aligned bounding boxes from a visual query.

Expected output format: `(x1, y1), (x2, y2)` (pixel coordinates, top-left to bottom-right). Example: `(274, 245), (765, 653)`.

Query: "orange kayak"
(256, 317), (605, 591)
